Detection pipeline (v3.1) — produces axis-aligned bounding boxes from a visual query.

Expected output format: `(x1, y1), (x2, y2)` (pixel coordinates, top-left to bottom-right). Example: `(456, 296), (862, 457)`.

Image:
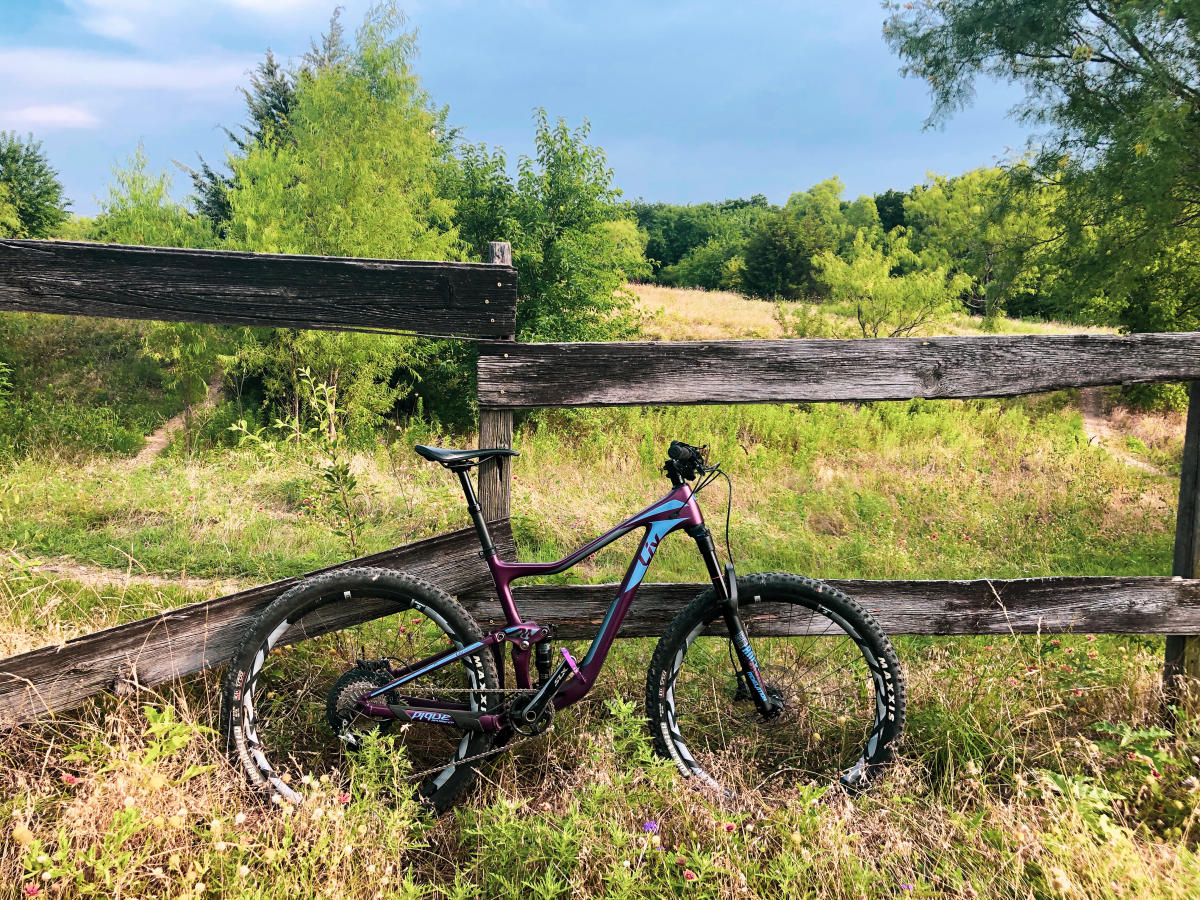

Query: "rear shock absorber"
(535, 641), (553, 686)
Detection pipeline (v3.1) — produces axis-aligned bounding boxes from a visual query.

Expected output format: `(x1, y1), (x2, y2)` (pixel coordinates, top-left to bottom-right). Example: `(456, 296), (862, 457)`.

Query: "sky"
(0, 0), (1036, 217)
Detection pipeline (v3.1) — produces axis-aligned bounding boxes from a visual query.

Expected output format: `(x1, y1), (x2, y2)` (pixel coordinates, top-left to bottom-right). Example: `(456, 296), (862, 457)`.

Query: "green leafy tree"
(91, 147), (216, 249)
(0, 183), (21, 237)
(454, 111), (648, 341)
(0, 131), (69, 237)
(227, 7), (458, 260)
(634, 195), (773, 285)
(874, 188), (909, 233)
(216, 5), (452, 435)
(884, 0), (1200, 333)
(814, 232), (971, 337)
(904, 167), (1062, 320)
(741, 208), (837, 300)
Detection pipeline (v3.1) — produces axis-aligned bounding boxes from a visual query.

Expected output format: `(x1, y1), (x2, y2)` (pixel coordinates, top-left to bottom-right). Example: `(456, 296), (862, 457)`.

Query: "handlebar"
(665, 440), (708, 484)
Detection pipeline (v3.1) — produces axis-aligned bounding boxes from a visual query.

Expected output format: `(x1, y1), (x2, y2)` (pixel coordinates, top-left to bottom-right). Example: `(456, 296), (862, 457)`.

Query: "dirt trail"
(10, 553), (247, 596)
(130, 377), (223, 466)
(1078, 386), (1169, 476)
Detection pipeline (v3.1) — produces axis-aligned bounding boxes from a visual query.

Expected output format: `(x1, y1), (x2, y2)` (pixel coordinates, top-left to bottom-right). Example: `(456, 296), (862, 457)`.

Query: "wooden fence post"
(478, 241), (514, 522)
(1166, 380), (1200, 703)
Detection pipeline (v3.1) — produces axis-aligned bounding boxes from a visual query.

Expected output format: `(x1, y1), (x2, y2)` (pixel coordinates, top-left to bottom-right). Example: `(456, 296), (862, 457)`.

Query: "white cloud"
(64, 0), (342, 48)
(0, 48), (253, 93)
(0, 105), (101, 130)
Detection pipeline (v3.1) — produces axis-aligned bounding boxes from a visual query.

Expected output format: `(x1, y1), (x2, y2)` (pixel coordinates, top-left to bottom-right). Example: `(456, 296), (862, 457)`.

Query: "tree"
(884, 1), (1200, 332)
(814, 232), (971, 338)
(227, 7), (458, 261)
(91, 147), (216, 249)
(874, 188), (909, 233)
(454, 110), (647, 342)
(0, 183), (20, 237)
(187, 50), (297, 232)
(0, 132), (68, 237)
(904, 167), (1062, 319)
(741, 208), (838, 300)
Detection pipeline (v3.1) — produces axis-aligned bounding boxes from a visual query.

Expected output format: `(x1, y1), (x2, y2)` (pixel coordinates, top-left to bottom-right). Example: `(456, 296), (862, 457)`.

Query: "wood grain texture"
(0, 522), (514, 726)
(1167, 381), (1200, 690)
(477, 334), (1200, 408)
(457, 576), (1200, 638)
(0, 239), (517, 338)
(478, 409), (514, 521)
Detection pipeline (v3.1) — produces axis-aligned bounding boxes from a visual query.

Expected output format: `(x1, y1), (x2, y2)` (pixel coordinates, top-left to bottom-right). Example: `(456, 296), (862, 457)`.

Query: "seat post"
(456, 468), (497, 557)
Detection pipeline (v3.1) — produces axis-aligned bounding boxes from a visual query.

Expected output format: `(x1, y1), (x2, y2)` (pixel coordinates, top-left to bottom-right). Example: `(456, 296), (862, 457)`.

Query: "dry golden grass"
(633, 283), (785, 340)
(633, 281), (1117, 340)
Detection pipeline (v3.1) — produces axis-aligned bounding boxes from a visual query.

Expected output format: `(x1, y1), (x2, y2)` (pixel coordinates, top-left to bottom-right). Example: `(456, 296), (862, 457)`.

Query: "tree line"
(2, 0), (1198, 437)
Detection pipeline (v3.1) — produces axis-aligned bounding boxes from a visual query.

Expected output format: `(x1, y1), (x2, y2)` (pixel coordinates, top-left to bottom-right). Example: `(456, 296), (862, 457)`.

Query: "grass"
(0, 289), (1195, 898)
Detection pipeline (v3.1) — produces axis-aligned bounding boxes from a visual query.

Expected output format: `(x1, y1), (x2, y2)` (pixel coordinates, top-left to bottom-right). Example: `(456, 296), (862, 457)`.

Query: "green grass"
(0, 310), (1195, 898)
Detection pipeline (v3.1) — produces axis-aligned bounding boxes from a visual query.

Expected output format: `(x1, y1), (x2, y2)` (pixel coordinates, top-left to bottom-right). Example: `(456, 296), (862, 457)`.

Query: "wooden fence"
(0, 236), (1198, 726)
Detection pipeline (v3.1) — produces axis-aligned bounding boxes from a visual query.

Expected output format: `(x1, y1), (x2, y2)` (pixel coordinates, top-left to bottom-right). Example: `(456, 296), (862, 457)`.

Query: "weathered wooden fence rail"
(0, 523), (514, 726)
(1, 237), (1198, 725)
(476, 334), (1200, 407)
(0, 239), (518, 337)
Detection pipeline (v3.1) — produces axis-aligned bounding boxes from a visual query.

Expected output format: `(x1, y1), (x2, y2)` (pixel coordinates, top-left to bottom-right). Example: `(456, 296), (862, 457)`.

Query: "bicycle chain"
(403, 686), (548, 782)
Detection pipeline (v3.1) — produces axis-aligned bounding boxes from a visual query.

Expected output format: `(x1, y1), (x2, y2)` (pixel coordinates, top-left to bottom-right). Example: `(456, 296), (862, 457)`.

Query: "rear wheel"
(645, 573), (905, 795)
(221, 567), (500, 813)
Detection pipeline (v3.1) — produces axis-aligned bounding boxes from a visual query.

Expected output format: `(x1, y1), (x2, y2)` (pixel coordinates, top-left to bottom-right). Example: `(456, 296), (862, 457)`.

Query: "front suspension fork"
(690, 525), (783, 719)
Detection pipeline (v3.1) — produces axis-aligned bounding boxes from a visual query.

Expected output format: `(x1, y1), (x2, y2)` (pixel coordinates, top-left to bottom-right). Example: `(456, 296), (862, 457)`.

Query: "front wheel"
(645, 573), (905, 796)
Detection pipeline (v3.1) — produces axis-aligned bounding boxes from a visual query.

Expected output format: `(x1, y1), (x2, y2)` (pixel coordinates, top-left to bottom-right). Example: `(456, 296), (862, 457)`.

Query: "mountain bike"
(222, 441), (906, 811)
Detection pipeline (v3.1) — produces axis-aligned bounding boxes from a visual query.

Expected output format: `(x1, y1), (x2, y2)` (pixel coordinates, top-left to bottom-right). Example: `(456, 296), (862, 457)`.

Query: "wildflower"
(901, 886), (914, 893)
(337, 792), (351, 804)
(642, 820), (658, 833)
(234, 812), (247, 826)
(1073, 689), (1083, 697)
(238, 866), (250, 878)
(123, 796), (136, 809)
(60, 773), (78, 785)
(214, 841), (228, 852)
(23, 885), (40, 897)
(1087, 651), (1098, 659)
(1050, 640), (1060, 646)
(683, 870), (698, 882)
(12, 824), (34, 846)
(1086, 634), (1096, 642)
(723, 821), (736, 833)
(193, 882), (205, 894)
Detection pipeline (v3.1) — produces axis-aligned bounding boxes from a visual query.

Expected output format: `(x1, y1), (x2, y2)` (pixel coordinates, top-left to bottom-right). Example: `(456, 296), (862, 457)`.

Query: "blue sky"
(0, 1), (1034, 217)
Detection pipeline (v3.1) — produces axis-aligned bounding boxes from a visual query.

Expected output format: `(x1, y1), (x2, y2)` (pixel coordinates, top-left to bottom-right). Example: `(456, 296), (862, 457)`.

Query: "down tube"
(554, 517), (689, 707)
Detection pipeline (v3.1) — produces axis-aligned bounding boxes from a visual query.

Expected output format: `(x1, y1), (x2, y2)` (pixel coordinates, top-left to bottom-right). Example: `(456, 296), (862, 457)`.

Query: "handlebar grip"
(668, 440), (700, 464)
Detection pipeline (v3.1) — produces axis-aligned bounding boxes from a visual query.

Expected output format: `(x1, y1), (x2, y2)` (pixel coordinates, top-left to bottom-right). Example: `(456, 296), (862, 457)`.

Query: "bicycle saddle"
(414, 445), (520, 468)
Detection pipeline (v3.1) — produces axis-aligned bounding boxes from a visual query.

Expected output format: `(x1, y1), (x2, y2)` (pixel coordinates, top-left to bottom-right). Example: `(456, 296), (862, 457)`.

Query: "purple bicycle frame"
(359, 482), (708, 730)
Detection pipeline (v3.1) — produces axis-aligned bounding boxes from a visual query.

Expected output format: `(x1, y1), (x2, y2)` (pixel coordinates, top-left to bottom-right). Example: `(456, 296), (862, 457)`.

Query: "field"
(1, 287), (1197, 899)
